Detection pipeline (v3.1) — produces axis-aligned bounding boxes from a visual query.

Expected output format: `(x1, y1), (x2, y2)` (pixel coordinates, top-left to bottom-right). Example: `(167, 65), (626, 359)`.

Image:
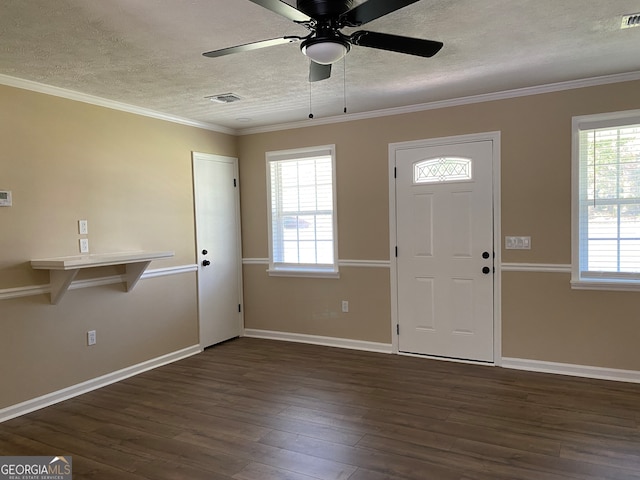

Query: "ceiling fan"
(202, 0), (443, 82)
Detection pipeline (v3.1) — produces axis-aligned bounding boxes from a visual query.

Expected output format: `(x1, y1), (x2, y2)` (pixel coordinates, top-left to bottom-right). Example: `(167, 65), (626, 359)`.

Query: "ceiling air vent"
(621, 13), (640, 28)
(205, 93), (242, 104)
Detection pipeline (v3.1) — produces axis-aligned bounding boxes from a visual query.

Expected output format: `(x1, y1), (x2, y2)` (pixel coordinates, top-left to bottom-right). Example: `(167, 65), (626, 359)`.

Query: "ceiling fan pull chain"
(309, 77), (314, 119)
(343, 57), (347, 114)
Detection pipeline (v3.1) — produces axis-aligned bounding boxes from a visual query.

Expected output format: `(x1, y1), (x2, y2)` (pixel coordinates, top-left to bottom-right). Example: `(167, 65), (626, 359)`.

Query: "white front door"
(192, 152), (243, 348)
(394, 138), (495, 362)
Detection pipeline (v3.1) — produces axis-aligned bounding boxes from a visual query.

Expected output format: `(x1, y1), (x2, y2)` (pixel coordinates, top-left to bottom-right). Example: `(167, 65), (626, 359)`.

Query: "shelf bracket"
(50, 269), (80, 305)
(125, 261), (152, 292)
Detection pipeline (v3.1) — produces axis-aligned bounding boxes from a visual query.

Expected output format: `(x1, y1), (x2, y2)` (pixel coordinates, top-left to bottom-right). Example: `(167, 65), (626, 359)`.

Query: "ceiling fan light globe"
(302, 40), (348, 65)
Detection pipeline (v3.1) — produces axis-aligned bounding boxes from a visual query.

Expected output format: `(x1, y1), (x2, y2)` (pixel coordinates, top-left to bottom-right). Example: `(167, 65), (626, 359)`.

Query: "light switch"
(0, 190), (12, 207)
(505, 236), (531, 250)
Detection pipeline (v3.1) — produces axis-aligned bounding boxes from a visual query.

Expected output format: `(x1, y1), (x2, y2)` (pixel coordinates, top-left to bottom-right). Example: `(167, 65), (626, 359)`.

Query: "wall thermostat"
(0, 190), (12, 207)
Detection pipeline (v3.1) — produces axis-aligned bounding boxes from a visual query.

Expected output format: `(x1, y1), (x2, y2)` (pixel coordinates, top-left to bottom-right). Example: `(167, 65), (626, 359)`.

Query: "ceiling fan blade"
(309, 61), (331, 82)
(342, 0), (421, 26)
(203, 36), (301, 58)
(248, 0), (310, 22)
(350, 31), (443, 57)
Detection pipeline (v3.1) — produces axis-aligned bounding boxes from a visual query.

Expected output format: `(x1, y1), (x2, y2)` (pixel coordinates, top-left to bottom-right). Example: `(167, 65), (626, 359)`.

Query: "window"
(266, 145), (338, 277)
(414, 157), (473, 184)
(572, 110), (640, 290)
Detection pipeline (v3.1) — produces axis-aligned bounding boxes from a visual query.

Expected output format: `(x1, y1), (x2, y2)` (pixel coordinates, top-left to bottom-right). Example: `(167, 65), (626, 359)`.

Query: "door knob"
(202, 259), (211, 267)
(482, 266), (491, 274)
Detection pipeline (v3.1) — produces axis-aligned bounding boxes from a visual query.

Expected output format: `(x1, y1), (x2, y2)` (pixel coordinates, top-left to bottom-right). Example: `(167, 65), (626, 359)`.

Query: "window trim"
(571, 109), (640, 291)
(265, 144), (339, 278)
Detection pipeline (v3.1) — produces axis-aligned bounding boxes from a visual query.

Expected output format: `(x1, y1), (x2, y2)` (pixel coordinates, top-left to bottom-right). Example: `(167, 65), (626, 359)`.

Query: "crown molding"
(3, 70), (640, 137)
(0, 74), (236, 135)
(238, 70), (640, 135)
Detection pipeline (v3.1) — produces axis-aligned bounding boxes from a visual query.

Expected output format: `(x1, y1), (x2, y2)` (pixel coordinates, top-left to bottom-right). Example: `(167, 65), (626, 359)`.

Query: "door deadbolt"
(482, 251), (490, 259)
(202, 249), (208, 255)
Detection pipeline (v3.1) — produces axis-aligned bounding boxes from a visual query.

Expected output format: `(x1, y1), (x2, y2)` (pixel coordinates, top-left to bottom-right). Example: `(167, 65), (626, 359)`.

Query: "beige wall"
(238, 80), (640, 370)
(242, 265), (391, 343)
(0, 84), (236, 408)
(3, 78), (640, 410)
(502, 272), (640, 370)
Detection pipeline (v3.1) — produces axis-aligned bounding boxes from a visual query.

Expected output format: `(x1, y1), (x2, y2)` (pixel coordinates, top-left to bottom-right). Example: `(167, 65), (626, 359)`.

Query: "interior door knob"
(482, 266), (491, 274)
(202, 259), (211, 267)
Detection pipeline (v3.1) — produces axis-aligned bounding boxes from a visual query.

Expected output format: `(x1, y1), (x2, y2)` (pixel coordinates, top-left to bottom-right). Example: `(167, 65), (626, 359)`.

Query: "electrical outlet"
(341, 300), (349, 313)
(87, 330), (96, 346)
(78, 219), (88, 235)
(79, 238), (89, 253)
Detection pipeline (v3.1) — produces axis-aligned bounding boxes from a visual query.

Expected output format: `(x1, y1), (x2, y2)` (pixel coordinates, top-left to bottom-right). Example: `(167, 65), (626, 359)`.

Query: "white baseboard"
(7, 342), (636, 423)
(243, 332), (640, 384)
(0, 345), (201, 423)
(243, 329), (393, 354)
(502, 357), (640, 384)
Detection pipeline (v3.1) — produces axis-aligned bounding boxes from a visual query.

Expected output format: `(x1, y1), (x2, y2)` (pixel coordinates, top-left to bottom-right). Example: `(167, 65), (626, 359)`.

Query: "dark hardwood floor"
(2, 337), (640, 479)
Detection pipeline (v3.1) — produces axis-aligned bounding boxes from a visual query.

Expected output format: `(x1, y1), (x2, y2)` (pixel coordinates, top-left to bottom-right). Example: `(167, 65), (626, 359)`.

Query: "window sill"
(570, 279), (640, 292)
(267, 268), (340, 279)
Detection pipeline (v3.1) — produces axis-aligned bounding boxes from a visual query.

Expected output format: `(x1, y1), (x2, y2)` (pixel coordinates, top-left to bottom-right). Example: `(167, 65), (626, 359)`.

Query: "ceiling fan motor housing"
(297, 0), (353, 18)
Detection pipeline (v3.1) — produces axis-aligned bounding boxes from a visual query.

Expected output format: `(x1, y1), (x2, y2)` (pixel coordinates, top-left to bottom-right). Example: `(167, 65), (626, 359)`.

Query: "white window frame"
(266, 145), (339, 278)
(571, 109), (640, 291)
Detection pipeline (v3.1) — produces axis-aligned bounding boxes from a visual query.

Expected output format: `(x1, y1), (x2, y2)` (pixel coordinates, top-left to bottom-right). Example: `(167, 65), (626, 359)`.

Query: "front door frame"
(389, 132), (502, 365)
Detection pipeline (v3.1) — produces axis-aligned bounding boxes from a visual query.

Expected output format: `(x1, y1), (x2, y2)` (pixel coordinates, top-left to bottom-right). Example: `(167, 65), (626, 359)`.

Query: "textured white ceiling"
(1, 0), (639, 131)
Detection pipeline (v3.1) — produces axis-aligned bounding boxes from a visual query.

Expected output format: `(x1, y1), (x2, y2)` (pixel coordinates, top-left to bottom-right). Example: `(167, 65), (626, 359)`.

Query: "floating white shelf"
(31, 251), (174, 304)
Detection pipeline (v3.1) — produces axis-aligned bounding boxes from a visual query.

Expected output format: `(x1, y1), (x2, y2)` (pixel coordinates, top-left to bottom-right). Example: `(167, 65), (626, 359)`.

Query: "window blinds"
(578, 123), (640, 278)
(268, 148), (336, 271)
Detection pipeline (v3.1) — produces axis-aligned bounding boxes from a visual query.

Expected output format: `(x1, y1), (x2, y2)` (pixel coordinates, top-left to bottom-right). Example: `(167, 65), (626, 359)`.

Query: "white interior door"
(394, 139), (495, 362)
(192, 152), (243, 348)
